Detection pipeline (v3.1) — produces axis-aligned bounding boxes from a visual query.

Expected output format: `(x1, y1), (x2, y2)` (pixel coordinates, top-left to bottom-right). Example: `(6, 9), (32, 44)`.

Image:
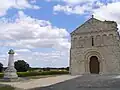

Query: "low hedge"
(0, 73), (3, 78)
(17, 71), (69, 77)
(0, 71), (69, 78)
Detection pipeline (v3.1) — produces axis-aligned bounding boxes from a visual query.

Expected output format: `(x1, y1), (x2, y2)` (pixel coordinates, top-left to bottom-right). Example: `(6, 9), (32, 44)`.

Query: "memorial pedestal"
(3, 49), (18, 81)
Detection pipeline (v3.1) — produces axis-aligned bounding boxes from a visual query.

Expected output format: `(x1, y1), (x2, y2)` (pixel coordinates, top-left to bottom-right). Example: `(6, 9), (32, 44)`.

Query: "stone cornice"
(71, 29), (118, 36)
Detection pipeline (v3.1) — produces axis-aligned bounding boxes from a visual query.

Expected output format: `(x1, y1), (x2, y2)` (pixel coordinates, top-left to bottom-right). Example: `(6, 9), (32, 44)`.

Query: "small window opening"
(92, 36), (94, 46)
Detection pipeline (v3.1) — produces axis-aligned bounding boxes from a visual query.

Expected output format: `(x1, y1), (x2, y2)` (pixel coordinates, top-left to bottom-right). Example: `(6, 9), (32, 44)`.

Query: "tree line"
(0, 60), (69, 72)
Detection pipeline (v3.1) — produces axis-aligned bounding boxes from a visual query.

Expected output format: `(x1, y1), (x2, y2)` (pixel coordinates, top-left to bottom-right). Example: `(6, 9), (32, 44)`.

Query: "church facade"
(70, 16), (120, 75)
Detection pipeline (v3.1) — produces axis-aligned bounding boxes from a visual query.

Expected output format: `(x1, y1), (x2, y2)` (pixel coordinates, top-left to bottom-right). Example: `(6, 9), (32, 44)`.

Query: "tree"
(65, 67), (69, 71)
(43, 67), (50, 71)
(0, 62), (3, 72)
(14, 60), (30, 72)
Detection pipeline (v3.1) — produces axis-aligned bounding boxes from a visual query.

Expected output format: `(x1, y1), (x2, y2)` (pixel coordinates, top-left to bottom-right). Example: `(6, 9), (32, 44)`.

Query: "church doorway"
(89, 56), (100, 74)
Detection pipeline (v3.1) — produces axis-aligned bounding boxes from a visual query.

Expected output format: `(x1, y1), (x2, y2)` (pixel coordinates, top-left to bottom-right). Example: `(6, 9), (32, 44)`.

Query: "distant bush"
(0, 71), (69, 78)
(0, 63), (3, 72)
(17, 71), (69, 77)
(28, 68), (40, 72)
(0, 73), (4, 78)
(42, 67), (50, 71)
(65, 67), (69, 71)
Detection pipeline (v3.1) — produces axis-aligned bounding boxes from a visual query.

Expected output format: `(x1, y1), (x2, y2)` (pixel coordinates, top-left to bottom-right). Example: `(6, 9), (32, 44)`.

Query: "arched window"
(84, 36), (88, 47)
(102, 34), (107, 45)
(109, 34), (114, 38)
(79, 37), (84, 48)
(96, 35), (101, 46)
(109, 34), (114, 45)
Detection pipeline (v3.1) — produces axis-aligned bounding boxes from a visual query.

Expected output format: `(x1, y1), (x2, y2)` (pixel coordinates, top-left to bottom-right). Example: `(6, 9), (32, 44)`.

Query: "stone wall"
(70, 18), (120, 75)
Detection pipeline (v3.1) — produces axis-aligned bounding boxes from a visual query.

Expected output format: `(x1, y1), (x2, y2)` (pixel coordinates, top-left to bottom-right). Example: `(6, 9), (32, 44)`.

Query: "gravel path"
(0, 75), (80, 90)
(1, 74), (120, 90)
(29, 74), (120, 90)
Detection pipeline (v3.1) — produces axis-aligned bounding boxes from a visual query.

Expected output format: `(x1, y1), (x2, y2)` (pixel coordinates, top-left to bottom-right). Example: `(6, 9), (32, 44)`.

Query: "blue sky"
(0, 0), (120, 67)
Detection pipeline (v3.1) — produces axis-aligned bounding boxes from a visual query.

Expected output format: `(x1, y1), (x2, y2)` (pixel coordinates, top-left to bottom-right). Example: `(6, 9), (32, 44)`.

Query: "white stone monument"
(4, 49), (18, 80)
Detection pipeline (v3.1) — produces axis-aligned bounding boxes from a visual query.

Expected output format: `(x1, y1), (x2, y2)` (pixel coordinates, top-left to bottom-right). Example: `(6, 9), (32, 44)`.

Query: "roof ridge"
(71, 17), (102, 35)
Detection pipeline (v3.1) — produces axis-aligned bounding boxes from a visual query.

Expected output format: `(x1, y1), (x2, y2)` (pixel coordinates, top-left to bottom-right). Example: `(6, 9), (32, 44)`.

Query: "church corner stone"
(4, 49), (18, 80)
(70, 17), (120, 75)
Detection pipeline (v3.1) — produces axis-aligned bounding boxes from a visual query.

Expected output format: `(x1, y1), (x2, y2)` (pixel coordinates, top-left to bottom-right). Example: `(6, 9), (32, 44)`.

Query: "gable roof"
(71, 17), (117, 35)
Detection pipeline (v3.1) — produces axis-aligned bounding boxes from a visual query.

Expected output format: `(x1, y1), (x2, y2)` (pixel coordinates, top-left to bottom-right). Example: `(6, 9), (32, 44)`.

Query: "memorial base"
(3, 66), (18, 81)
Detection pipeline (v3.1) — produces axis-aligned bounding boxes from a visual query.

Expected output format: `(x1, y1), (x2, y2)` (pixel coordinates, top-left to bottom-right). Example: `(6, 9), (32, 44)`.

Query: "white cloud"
(32, 5), (40, 9)
(0, 11), (70, 67)
(0, 11), (70, 50)
(53, 0), (106, 15)
(47, 0), (119, 4)
(93, 2), (120, 32)
(94, 2), (120, 21)
(54, 4), (93, 15)
(15, 49), (31, 53)
(52, 0), (120, 15)
(62, 0), (96, 4)
(47, 0), (96, 4)
(0, 0), (40, 16)
(13, 50), (69, 67)
(30, 0), (37, 4)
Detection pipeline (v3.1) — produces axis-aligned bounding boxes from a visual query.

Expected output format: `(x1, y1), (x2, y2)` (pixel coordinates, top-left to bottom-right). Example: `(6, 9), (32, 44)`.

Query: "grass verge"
(0, 85), (14, 90)
(0, 70), (69, 78)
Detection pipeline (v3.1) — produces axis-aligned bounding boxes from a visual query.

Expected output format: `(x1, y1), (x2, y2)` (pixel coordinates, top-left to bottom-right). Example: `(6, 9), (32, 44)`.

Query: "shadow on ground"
(29, 74), (120, 90)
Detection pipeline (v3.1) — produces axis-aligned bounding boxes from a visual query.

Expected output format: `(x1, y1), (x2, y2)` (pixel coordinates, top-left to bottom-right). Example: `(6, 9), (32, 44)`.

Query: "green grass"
(0, 70), (69, 78)
(0, 73), (3, 78)
(17, 70), (69, 77)
(0, 85), (14, 90)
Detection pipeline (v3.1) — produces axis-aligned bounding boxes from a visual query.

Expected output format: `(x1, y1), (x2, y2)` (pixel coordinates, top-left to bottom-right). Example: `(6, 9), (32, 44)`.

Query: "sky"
(0, 0), (120, 68)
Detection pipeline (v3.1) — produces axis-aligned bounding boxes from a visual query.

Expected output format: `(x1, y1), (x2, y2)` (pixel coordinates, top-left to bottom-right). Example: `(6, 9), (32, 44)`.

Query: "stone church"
(70, 16), (120, 75)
